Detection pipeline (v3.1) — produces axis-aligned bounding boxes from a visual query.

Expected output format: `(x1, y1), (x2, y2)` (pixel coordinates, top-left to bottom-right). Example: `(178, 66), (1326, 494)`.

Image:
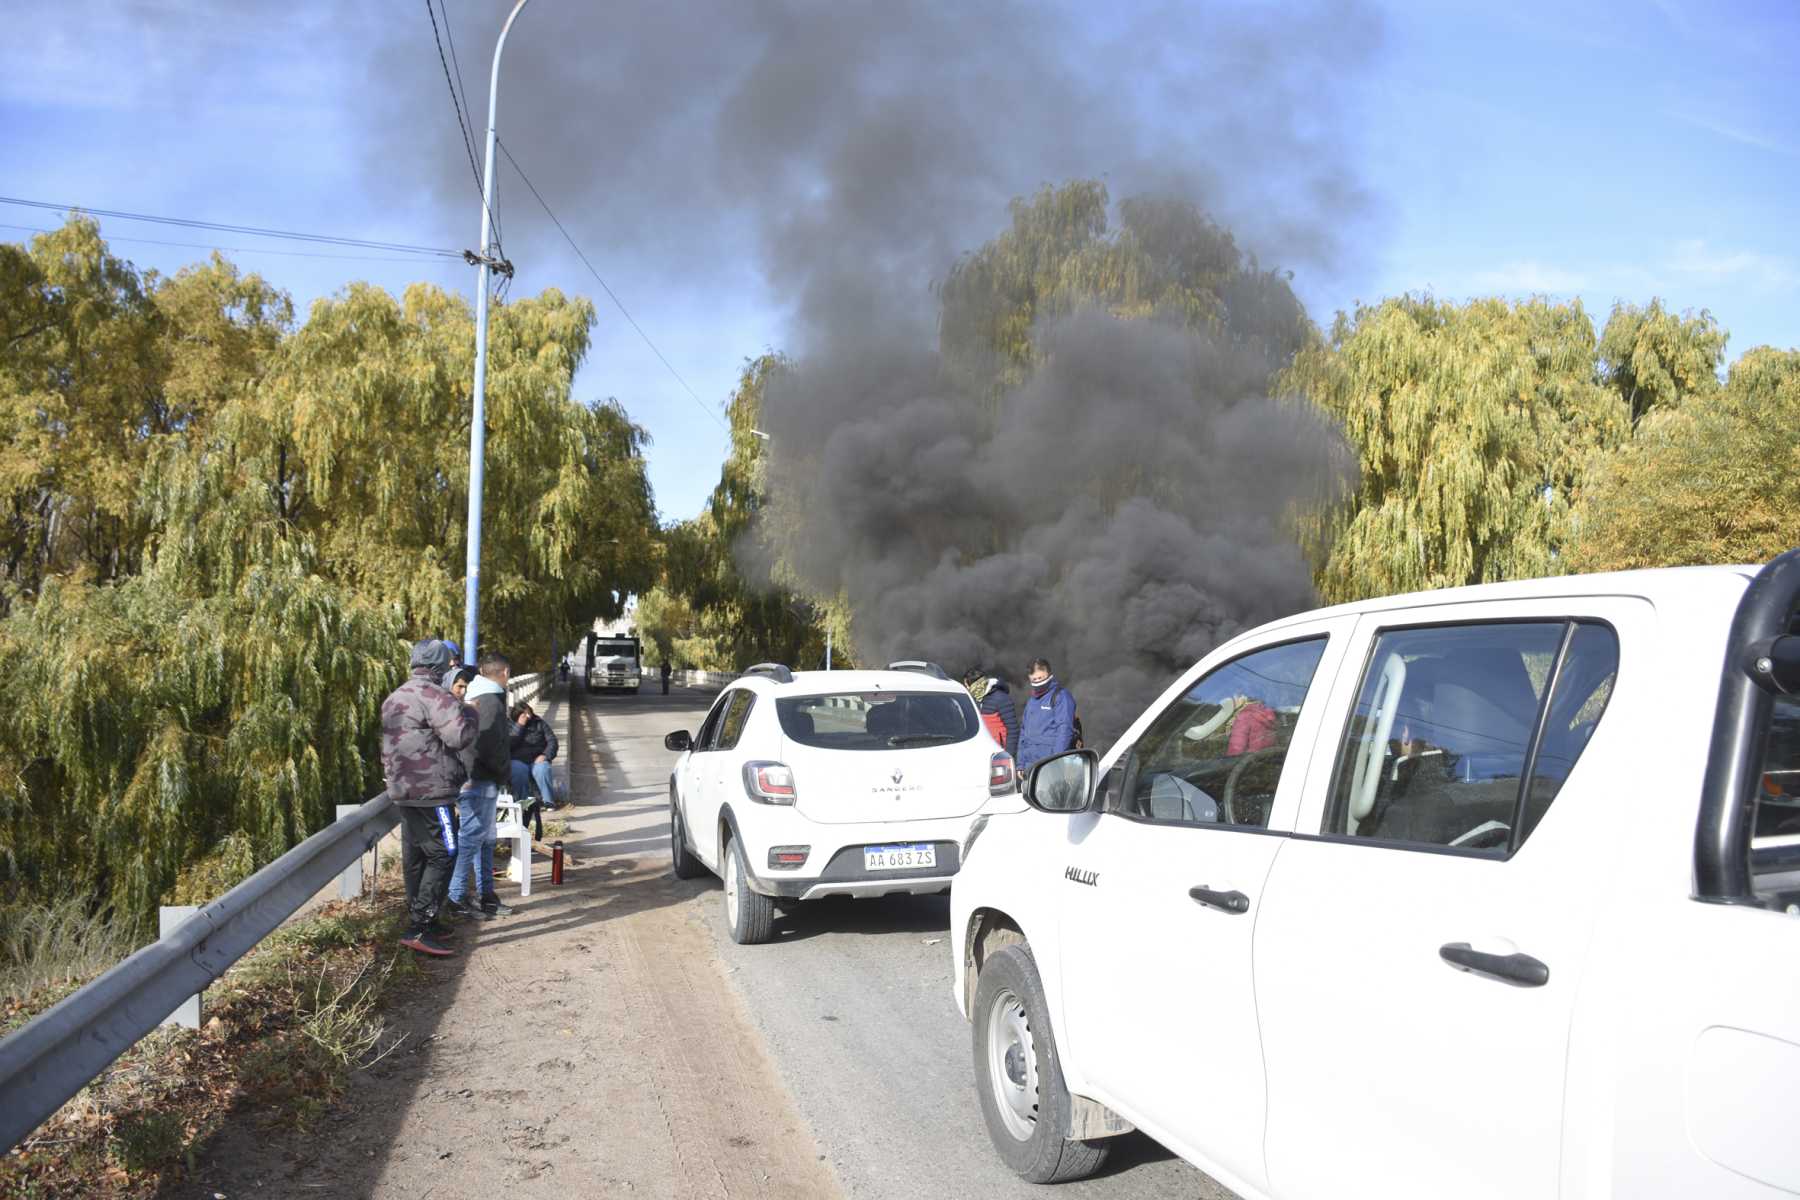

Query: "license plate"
(864, 843), (936, 871)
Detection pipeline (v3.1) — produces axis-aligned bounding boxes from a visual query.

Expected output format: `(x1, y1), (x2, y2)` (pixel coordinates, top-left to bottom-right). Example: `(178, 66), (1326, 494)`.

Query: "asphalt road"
(612, 686), (1236, 1200)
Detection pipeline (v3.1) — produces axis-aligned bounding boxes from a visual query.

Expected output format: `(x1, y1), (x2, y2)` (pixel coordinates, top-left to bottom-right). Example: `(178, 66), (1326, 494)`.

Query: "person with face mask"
(1016, 657), (1077, 775)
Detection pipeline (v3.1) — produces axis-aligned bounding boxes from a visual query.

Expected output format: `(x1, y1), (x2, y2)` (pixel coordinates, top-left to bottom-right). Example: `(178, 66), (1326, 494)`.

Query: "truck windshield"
(776, 692), (978, 750)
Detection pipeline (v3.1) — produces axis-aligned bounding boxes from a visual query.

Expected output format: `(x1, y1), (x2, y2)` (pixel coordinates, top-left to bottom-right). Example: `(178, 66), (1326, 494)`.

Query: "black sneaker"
(426, 919), (457, 939)
(480, 895), (514, 917)
(399, 930), (455, 957)
(449, 899), (493, 921)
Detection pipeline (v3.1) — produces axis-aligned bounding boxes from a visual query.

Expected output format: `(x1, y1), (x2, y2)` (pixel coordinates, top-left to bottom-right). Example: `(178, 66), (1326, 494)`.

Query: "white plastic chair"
(491, 789), (532, 897)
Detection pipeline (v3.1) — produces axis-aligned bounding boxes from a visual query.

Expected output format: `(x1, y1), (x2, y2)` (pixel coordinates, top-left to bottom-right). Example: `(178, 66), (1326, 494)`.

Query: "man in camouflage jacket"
(381, 639), (478, 955)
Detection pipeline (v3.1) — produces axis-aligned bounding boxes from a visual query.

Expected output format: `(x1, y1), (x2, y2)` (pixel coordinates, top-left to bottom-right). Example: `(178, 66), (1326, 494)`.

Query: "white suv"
(666, 662), (1019, 944)
(951, 555), (1800, 1198)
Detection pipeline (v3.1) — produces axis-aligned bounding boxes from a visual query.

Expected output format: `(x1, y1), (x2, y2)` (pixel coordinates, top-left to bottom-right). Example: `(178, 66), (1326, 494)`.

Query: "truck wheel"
(670, 796), (704, 880)
(973, 944), (1110, 1183)
(721, 833), (775, 945)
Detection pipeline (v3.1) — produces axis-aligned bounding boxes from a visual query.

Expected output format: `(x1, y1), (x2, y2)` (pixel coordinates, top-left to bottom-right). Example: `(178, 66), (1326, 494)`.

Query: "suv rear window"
(776, 692), (979, 750)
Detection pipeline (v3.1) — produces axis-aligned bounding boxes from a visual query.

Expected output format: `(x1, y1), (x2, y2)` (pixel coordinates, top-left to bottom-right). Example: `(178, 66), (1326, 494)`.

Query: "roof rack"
(886, 660), (949, 680)
(743, 662), (795, 684)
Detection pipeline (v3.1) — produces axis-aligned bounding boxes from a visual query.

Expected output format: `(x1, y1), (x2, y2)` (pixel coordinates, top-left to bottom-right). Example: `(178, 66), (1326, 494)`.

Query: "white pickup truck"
(951, 555), (1800, 1199)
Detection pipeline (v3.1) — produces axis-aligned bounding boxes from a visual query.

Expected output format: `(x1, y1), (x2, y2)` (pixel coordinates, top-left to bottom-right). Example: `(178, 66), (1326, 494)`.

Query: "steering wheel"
(1450, 820), (1512, 850)
(1221, 746), (1285, 826)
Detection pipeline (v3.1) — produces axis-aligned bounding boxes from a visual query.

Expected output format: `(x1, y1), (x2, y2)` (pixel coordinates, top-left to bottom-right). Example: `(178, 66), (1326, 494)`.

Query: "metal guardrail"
(0, 790), (399, 1153)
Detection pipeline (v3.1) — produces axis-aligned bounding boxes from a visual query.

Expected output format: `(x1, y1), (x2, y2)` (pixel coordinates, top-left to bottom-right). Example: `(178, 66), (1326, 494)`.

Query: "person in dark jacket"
(448, 652), (514, 919)
(381, 639), (477, 956)
(962, 666), (1019, 760)
(1016, 657), (1077, 775)
(509, 702), (559, 839)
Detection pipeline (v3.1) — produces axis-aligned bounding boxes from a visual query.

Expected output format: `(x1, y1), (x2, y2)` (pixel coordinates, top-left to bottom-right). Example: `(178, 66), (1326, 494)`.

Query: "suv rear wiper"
(887, 734), (959, 747)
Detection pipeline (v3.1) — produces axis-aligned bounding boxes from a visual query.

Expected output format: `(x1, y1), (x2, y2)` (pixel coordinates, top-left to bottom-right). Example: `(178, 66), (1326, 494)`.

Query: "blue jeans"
(510, 758), (555, 806)
(447, 780), (498, 905)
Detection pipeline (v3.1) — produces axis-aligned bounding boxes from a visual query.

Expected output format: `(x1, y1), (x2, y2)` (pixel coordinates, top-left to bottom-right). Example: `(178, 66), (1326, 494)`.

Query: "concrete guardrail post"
(156, 907), (201, 1029)
(336, 804), (364, 899)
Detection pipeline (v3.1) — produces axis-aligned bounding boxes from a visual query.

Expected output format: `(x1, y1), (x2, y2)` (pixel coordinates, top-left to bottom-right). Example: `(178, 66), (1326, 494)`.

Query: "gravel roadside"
(184, 685), (838, 1200)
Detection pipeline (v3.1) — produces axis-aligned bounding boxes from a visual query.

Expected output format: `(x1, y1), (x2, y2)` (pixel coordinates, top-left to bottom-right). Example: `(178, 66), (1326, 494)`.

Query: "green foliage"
(1597, 299), (1727, 425)
(0, 219), (662, 930)
(1571, 346), (1800, 571)
(1284, 294), (1630, 603)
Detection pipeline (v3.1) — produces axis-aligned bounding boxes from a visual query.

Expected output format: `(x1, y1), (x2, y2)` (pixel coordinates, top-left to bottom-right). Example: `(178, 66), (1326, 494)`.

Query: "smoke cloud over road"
(366, 0), (1381, 741)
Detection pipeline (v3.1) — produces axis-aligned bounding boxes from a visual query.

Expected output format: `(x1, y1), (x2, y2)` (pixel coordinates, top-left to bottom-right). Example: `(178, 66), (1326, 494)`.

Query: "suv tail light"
(990, 752), (1016, 795)
(743, 760), (797, 805)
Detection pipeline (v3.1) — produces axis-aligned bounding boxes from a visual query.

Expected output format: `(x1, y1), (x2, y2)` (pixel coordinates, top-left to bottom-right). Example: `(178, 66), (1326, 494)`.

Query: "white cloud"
(1468, 261), (1590, 294)
(1666, 239), (1797, 290)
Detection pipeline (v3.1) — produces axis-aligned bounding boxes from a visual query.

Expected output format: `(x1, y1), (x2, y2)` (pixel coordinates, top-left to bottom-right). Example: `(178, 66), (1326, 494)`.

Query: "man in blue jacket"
(1017, 657), (1076, 775)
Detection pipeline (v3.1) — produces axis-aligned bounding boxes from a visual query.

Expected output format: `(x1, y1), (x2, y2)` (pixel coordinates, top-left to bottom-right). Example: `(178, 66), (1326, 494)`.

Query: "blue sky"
(3, 0), (1795, 524)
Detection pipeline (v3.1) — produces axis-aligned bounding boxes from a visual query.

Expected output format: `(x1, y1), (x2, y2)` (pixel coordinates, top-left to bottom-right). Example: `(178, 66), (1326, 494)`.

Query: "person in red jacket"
(962, 667), (1021, 759)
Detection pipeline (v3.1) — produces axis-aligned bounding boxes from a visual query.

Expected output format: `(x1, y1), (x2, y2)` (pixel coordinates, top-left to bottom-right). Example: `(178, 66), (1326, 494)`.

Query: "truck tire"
(972, 943), (1110, 1183)
(670, 795), (705, 880)
(721, 832), (775, 945)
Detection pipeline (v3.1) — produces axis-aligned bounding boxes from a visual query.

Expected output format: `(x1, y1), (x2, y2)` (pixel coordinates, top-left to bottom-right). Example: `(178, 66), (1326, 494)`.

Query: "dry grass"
(0, 889), (417, 1198)
(0, 896), (142, 1009)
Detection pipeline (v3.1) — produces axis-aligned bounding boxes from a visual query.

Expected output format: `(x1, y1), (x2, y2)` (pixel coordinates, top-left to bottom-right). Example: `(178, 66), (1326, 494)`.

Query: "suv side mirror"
(664, 730), (692, 752)
(1024, 749), (1098, 813)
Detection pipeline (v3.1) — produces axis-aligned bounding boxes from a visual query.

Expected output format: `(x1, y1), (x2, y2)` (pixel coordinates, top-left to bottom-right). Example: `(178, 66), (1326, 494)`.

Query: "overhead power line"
(424, 0), (493, 239)
(0, 222), (463, 267)
(0, 196), (460, 258)
(496, 137), (730, 434)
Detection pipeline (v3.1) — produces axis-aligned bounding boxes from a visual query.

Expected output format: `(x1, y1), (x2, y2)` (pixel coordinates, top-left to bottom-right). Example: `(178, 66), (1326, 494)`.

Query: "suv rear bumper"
(727, 808), (979, 900)
(746, 841), (963, 899)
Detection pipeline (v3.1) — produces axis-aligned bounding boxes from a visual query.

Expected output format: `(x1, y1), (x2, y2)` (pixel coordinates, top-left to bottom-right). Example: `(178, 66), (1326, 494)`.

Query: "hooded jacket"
(510, 714), (558, 764)
(1017, 677), (1076, 773)
(461, 674), (512, 786)
(381, 641), (478, 805)
(967, 677), (1020, 759)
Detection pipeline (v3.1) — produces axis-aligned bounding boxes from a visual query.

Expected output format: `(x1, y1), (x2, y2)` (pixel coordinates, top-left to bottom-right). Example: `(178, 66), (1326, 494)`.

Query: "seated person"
(1183, 694), (1277, 755)
(509, 703), (559, 837)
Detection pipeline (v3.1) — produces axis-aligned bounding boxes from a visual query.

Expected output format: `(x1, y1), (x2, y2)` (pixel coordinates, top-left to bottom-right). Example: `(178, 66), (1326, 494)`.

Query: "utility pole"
(462, 0), (532, 662)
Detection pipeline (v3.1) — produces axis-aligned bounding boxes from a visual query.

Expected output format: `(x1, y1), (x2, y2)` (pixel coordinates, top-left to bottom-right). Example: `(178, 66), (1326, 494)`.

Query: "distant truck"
(585, 634), (643, 694)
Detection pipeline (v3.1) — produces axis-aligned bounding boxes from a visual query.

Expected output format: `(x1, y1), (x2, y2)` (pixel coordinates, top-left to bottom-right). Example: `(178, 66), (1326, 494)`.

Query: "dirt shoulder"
(186, 685), (840, 1199)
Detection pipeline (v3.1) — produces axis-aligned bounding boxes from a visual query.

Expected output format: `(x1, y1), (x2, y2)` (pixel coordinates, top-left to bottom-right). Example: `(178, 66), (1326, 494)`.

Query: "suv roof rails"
(886, 660), (949, 681)
(743, 662), (795, 684)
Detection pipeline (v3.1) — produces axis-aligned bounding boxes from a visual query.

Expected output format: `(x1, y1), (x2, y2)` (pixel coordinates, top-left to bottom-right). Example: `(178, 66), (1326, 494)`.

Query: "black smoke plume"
(364, 1), (1381, 741)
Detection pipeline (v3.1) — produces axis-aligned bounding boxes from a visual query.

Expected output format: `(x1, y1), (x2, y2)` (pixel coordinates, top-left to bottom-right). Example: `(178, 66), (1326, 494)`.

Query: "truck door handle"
(1188, 885), (1250, 915)
(1438, 942), (1549, 987)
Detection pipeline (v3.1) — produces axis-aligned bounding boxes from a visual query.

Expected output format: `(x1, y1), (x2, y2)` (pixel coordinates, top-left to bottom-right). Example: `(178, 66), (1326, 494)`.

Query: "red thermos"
(551, 840), (565, 885)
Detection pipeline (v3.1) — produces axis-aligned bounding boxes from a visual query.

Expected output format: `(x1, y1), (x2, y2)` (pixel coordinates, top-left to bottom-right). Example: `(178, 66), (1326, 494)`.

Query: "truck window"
(1326, 620), (1619, 855)
(1752, 692), (1800, 907)
(1114, 637), (1328, 829)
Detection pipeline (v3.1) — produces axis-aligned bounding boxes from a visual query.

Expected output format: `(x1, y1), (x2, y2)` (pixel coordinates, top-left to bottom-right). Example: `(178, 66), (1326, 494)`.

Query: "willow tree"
(1597, 299), (1728, 425)
(656, 355), (843, 670)
(938, 181), (1310, 391)
(1284, 295), (1629, 604)
(236, 281), (657, 663)
(1570, 347), (1800, 572)
(0, 224), (663, 929)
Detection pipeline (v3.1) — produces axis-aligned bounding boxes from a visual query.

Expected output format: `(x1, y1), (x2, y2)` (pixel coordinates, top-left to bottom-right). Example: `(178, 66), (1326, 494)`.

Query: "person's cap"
(443, 639), (462, 662)
(410, 639), (452, 671)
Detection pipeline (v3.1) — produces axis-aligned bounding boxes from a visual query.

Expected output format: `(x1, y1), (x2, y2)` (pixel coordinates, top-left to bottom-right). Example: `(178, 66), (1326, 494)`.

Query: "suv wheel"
(721, 832), (775, 945)
(669, 796), (704, 880)
(973, 943), (1110, 1183)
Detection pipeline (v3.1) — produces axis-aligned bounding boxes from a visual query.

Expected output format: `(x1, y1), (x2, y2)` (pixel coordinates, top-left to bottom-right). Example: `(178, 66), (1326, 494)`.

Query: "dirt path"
(184, 685), (838, 1200)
